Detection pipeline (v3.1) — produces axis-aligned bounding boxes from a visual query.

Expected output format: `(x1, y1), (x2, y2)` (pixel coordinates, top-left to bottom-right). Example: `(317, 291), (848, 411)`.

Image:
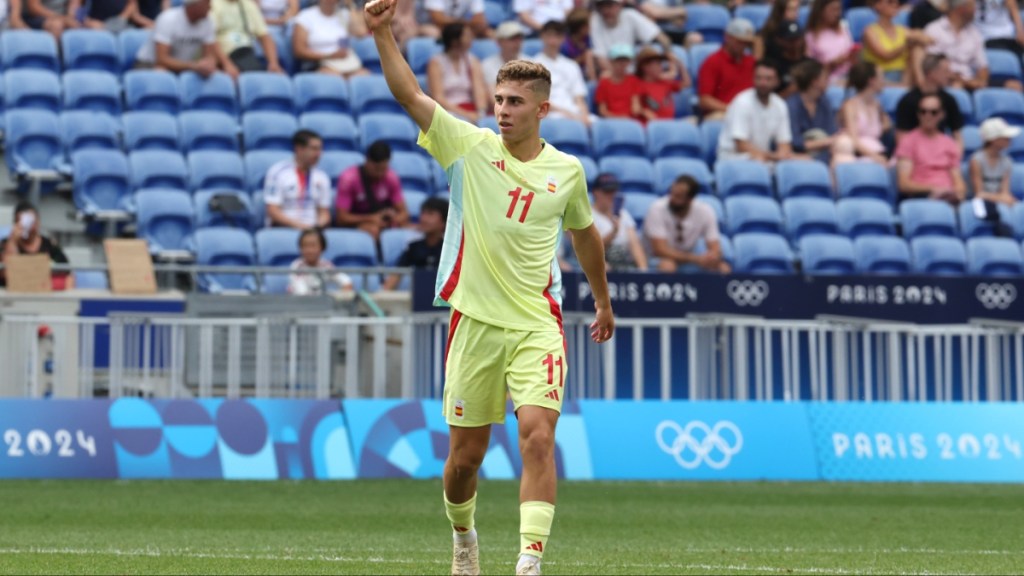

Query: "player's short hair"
(496, 60), (551, 99)
(298, 228), (326, 251)
(421, 197), (449, 221)
(292, 129), (321, 148)
(366, 140), (392, 163)
(672, 175), (700, 198)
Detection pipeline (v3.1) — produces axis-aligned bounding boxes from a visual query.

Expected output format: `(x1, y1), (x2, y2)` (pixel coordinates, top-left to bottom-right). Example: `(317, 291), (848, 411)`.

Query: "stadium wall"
(4, 398), (1024, 482)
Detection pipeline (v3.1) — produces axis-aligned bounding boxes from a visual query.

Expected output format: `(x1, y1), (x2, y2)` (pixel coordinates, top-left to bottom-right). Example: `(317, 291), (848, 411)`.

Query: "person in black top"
(765, 20), (815, 96)
(909, 0), (945, 30)
(382, 197), (448, 290)
(894, 53), (965, 146)
(0, 201), (72, 289)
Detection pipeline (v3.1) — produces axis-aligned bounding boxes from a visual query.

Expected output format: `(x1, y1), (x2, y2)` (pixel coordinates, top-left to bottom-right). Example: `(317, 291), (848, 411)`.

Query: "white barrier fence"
(1, 313), (1021, 402)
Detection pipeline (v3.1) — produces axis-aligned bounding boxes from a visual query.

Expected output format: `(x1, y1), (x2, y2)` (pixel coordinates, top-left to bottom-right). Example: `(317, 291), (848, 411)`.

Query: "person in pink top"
(805, 0), (857, 84)
(335, 140), (409, 239)
(894, 94), (966, 205)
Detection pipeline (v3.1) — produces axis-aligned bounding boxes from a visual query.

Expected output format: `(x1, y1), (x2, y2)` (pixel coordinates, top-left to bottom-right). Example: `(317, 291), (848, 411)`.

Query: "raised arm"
(366, 0), (438, 132)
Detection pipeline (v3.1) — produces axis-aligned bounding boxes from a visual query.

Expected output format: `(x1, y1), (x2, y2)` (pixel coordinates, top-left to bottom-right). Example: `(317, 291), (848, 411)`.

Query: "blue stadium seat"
(725, 196), (784, 235)
(318, 151), (366, 188)
(0, 226), (9, 242)
(734, 4), (770, 30)
(432, 160), (448, 194)
(948, 87), (973, 124)
(879, 86), (907, 120)
(715, 159), (773, 198)
(853, 235), (911, 274)
(407, 37), (442, 75)
(129, 150), (189, 191)
(688, 43), (720, 80)
(579, 155), (598, 186)
(836, 197), (895, 238)
(845, 7), (877, 42)
(381, 228), (422, 266)
(122, 112), (180, 152)
(798, 5), (809, 26)
(117, 29), (150, 73)
(5, 70), (60, 112)
(74, 270), (109, 289)
(834, 162), (894, 205)
(647, 120), (703, 159)
(238, 72), (294, 113)
(733, 232), (795, 274)
(242, 111), (297, 152)
(684, 5), (730, 43)
(293, 73), (349, 114)
(1, 30), (59, 72)
(799, 234), (856, 275)
(358, 113), (419, 152)
(974, 88), (1024, 125)
(622, 192), (658, 228)
(522, 39), (543, 57)
(900, 199), (958, 238)
(400, 191), (427, 223)
(135, 188), (195, 257)
(783, 197), (839, 243)
(62, 71), (121, 116)
(1008, 133), (1024, 164)
(193, 227), (257, 293)
(256, 227), (301, 294)
(324, 228), (380, 291)
(826, 85), (847, 113)
(60, 111), (119, 155)
(673, 87), (695, 118)
(71, 149), (131, 216)
(1010, 203), (1024, 239)
(61, 30), (118, 73)
(961, 124), (983, 158)
(300, 112), (358, 152)
(958, 201), (1012, 238)
(776, 159), (833, 199)
(654, 157), (713, 195)
(263, 27), (293, 74)
(193, 189), (257, 229)
(352, 37), (382, 74)
(4, 110), (62, 176)
(698, 194), (725, 228)
(592, 118), (647, 158)
(699, 118), (722, 165)
(718, 235), (734, 268)
(124, 70), (181, 114)
(478, 115), (499, 133)
(470, 39), (499, 62)
(1011, 163), (1024, 199)
(966, 237), (1023, 276)
(390, 151), (433, 195)
(484, 0), (508, 27)
(189, 151), (246, 192)
(180, 111), (240, 152)
(540, 118), (591, 157)
(244, 150), (291, 193)
(598, 156), (655, 195)
(986, 49), (1023, 86)
(911, 236), (967, 275)
(179, 71), (239, 117)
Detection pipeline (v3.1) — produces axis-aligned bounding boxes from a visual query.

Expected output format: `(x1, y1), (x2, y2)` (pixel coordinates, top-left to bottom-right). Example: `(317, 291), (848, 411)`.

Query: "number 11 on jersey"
(543, 353), (563, 387)
(506, 187), (535, 223)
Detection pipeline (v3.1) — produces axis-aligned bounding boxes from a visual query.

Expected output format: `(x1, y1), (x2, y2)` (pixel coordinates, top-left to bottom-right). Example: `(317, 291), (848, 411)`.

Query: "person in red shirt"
(698, 18), (756, 120)
(636, 46), (688, 123)
(594, 43), (642, 119)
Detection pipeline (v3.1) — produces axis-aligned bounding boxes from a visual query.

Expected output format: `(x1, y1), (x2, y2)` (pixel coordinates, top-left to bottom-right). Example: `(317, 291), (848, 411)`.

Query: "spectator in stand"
(136, 0), (221, 78)
(515, 0), (571, 34)
(717, 60), (795, 164)
(834, 61), (890, 166)
(532, 20), (591, 125)
(23, 0), (78, 38)
(630, 0), (694, 46)
(755, 0), (800, 60)
(428, 23), (489, 123)
(2, 0), (25, 28)
(635, 46), (688, 123)
(910, 0), (945, 30)
(391, 0), (439, 48)
(925, 0), (1011, 91)
(288, 228), (353, 296)
(894, 94), (965, 204)
(766, 20), (815, 96)
(589, 0), (676, 73)
(0, 201), (72, 290)
(562, 8), (597, 81)
(786, 59), (839, 163)
(381, 197), (449, 291)
(969, 117), (1019, 208)
(265, 130), (333, 229)
(591, 173), (648, 271)
(863, 0), (934, 85)
(594, 44), (641, 119)
(211, 0), (284, 75)
(292, 0), (369, 78)
(424, 0), (489, 38)
(83, 0), (146, 31)
(698, 18), (756, 120)
(258, 0), (297, 29)
(895, 54), (964, 146)
(644, 175), (729, 274)
(483, 21), (526, 95)
(136, 0), (166, 27)
(975, 0), (1024, 59)
(805, 0), (858, 85)
(335, 141), (409, 240)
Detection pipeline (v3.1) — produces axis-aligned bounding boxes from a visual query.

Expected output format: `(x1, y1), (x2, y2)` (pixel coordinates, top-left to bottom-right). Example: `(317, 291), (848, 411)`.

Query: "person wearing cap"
(427, 22), (490, 123)
(514, 0), (571, 34)
(925, 0), (1008, 91)
(805, 0), (857, 85)
(595, 44), (643, 119)
(766, 19), (815, 95)
(424, 0), (490, 38)
(697, 18), (756, 119)
(589, 0), (676, 73)
(635, 46), (689, 123)
(532, 20), (592, 124)
(483, 21), (526, 96)
(969, 118), (1020, 208)
(894, 93), (965, 204)
(717, 59), (795, 164)
(135, 0), (222, 78)
(643, 175), (729, 274)
(755, 0), (800, 60)
(862, 0), (934, 85)
(895, 54), (964, 145)
(591, 173), (648, 271)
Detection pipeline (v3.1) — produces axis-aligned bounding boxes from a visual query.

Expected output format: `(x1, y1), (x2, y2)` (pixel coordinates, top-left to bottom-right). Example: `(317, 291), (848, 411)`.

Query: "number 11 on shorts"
(543, 353), (563, 387)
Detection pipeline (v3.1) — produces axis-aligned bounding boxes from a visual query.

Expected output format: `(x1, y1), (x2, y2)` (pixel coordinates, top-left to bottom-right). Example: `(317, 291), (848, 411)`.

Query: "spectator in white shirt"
(532, 20), (591, 125)
(292, 0), (369, 77)
(483, 21), (527, 97)
(514, 0), (572, 34)
(288, 228), (353, 295)
(589, 0), (676, 74)
(717, 60), (795, 165)
(258, 0), (297, 28)
(136, 0), (221, 77)
(264, 130), (333, 229)
(424, 0), (490, 38)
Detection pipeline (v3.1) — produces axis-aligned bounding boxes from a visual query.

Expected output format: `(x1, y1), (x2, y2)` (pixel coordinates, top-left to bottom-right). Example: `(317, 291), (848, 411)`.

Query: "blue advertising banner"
(0, 400), (116, 478)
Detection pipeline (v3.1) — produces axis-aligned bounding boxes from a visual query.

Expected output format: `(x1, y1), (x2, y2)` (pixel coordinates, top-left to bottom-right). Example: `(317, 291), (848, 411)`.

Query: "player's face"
(493, 82), (549, 140)
(300, 234), (322, 265)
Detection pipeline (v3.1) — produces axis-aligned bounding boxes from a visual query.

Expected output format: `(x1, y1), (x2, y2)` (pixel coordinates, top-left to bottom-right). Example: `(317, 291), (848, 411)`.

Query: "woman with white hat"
(969, 117), (1021, 207)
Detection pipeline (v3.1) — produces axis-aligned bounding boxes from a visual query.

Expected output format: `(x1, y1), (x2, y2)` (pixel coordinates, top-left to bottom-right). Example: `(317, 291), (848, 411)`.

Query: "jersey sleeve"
(417, 105), (491, 169)
(562, 160), (594, 230)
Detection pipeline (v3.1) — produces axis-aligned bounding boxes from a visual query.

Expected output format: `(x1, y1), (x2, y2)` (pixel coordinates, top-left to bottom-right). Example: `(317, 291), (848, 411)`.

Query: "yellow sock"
(519, 501), (555, 559)
(444, 492), (476, 535)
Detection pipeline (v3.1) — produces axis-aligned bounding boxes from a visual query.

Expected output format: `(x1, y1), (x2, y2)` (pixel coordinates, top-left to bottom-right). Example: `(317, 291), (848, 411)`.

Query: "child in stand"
(968, 117), (1020, 237)
(594, 44), (642, 120)
(288, 228), (353, 295)
(635, 46), (689, 124)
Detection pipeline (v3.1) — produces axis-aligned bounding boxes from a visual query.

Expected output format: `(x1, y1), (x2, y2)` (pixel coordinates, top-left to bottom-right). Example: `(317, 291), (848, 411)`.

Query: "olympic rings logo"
(726, 280), (769, 307)
(655, 420), (744, 470)
(975, 283), (1017, 310)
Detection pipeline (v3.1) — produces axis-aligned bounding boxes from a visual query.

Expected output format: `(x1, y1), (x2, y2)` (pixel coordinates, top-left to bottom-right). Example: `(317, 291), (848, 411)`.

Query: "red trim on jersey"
(440, 230), (465, 302)
(445, 310), (463, 366)
(542, 273), (564, 335)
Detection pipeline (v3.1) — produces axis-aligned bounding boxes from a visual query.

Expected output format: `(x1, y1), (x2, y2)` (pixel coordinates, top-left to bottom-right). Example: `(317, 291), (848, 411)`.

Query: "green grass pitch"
(2, 480), (1023, 574)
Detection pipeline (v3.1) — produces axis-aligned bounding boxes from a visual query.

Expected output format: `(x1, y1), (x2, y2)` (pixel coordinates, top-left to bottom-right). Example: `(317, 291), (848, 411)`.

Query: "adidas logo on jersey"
(491, 159), (506, 172)
(545, 390), (560, 401)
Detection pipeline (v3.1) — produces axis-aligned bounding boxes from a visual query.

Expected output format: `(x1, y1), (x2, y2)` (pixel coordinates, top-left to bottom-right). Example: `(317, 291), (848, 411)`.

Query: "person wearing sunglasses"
(643, 175), (730, 274)
(894, 94), (965, 204)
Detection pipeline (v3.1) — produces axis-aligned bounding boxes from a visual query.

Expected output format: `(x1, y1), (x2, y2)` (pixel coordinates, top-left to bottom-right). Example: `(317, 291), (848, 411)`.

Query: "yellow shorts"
(443, 309), (566, 427)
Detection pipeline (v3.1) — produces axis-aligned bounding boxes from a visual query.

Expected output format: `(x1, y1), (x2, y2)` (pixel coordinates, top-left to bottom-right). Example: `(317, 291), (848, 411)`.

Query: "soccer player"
(364, 2), (615, 575)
